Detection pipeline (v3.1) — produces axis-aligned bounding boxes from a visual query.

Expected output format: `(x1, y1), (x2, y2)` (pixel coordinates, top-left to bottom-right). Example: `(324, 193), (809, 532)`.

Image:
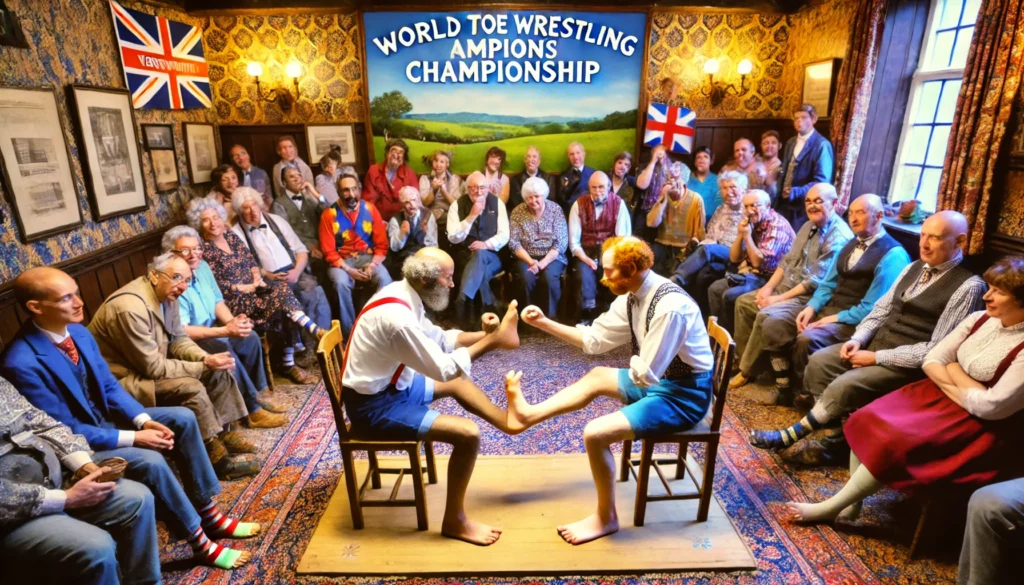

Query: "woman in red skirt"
(787, 256), (1024, 523)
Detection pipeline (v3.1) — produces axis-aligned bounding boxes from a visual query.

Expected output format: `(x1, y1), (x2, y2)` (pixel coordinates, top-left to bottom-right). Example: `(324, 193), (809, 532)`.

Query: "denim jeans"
(457, 249), (502, 306)
(514, 258), (566, 317)
(328, 254), (393, 337)
(198, 332), (267, 414)
(707, 273), (763, 332)
(959, 478), (1024, 585)
(574, 255), (603, 309)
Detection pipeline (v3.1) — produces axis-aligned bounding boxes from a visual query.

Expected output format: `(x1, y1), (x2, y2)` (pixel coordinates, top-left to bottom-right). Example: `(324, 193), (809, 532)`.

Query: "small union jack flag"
(644, 103), (696, 154)
(109, 1), (211, 110)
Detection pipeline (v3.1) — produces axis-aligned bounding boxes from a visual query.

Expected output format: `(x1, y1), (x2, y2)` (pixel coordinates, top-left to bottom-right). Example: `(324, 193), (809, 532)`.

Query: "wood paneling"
(663, 118), (831, 174)
(219, 123), (371, 181)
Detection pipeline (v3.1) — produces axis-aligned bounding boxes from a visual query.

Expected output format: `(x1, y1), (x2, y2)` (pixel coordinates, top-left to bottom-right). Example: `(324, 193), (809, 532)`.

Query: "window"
(889, 0), (980, 212)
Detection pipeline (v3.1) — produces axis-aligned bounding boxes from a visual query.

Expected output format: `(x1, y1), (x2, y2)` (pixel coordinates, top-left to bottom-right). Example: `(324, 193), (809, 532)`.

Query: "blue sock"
(750, 410), (824, 450)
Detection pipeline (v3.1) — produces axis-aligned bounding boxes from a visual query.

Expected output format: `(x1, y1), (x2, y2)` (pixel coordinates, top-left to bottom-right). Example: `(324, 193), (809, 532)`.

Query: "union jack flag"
(644, 103), (696, 154)
(109, 1), (211, 110)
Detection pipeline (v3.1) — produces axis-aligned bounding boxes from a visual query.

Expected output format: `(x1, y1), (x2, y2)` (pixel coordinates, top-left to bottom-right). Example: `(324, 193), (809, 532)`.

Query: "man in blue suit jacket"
(776, 104), (835, 230)
(1, 267), (260, 570)
(558, 141), (596, 214)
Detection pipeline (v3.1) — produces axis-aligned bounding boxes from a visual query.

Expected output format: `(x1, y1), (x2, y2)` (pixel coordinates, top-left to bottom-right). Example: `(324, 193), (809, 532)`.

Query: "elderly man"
(674, 170), (748, 315)
(87, 253), (256, 476)
(364, 138), (419, 222)
(343, 247), (521, 545)
(0, 375), (159, 585)
(272, 166), (327, 251)
(448, 171), (510, 328)
(386, 185), (438, 279)
(511, 236), (714, 545)
(558, 141), (596, 213)
(721, 138), (768, 191)
(509, 176), (569, 319)
(230, 144), (272, 209)
(776, 104), (835, 229)
(508, 146), (556, 214)
(645, 161), (705, 276)
(749, 211), (986, 465)
(163, 226), (288, 431)
(319, 173), (393, 337)
(727, 184), (854, 405)
(959, 478), (1024, 585)
(784, 194), (910, 408)
(271, 135), (315, 199)
(569, 171), (632, 325)
(707, 189), (794, 332)
(232, 187), (332, 353)
(2, 270), (261, 568)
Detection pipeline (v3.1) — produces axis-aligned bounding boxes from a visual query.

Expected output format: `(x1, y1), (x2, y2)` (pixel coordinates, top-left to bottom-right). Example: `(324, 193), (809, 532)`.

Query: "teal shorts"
(617, 369), (713, 437)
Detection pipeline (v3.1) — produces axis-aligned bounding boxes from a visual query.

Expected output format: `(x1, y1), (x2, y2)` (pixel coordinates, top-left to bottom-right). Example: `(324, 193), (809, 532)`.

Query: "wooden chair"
(260, 334), (275, 392)
(619, 316), (735, 524)
(316, 320), (437, 530)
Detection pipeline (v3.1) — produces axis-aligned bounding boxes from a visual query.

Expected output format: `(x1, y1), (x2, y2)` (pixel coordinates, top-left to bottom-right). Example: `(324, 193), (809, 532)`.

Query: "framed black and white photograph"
(0, 85), (83, 242)
(150, 149), (180, 192)
(305, 124), (357, 165)
(802, 59), (842, 118)
(142, 123), (174, 150)
(69, 85), (147, 220)
(184, 122), (216, 184)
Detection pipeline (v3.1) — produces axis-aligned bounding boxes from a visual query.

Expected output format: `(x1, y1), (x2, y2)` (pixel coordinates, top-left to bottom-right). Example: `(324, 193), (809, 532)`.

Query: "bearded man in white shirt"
(509, 236), (715, 545)
(342, 247), (521, 546)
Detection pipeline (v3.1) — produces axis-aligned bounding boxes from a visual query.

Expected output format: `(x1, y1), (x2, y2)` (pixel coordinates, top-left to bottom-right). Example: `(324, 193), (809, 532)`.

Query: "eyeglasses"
(157, 271), (192, 287)
(466, 185), (488, 193)
(172, 247), (203, 258)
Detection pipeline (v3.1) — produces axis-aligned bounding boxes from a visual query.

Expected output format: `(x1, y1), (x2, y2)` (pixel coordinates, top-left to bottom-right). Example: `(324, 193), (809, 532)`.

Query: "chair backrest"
(315, 319), (352, 441)
(706, 316), (735, 432)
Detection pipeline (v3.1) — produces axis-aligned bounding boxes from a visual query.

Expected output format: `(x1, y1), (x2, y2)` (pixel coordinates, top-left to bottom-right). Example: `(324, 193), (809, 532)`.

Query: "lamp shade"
(703, 59), (720, 75)
(737, 59), (753, 75)
(247, 62), (263, 77)
(286, 61), (303, 78)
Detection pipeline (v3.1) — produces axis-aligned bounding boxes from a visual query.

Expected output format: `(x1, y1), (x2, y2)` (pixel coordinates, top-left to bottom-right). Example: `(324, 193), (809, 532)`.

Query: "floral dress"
(202, 230), (302, 335)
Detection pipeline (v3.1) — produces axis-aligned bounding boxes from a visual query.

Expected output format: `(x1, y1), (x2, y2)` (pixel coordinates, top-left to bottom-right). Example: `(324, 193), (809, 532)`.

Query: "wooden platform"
(298, 453), (756, 576)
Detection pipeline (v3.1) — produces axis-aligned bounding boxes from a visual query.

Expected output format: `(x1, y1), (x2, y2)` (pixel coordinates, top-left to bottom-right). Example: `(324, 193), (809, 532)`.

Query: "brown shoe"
(247, 408), (288, 428)
(221, 431), (257, 454)
(728, 373), (748, 390)
(780, 438), (829, 466)
(282, 364), (317, 384)
(213, 455), (261, 480)
(256, 391), (288, 413)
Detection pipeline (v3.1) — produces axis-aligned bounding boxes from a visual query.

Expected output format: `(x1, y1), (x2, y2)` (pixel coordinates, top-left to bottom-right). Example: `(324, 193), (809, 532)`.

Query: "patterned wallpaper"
(780, 0), (859, 115)
(203, 13), (364, 125)
(0, 0), (215, 285)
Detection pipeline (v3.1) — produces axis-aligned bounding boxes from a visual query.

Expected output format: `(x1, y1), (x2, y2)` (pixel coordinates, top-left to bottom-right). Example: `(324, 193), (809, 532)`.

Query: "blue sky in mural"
(363, 10), (646, 119)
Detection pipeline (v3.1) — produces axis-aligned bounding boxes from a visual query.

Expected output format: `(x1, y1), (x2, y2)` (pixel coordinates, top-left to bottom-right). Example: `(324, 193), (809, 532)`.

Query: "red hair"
(602, 236), (654, 277)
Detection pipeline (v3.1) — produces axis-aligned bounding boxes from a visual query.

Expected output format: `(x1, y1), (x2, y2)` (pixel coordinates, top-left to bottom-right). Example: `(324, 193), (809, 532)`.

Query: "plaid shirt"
(746, 208), (795, 277)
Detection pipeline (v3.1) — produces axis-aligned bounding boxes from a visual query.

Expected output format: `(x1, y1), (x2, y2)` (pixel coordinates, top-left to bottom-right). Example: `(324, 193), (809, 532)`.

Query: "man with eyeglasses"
(448, 171), (509, 329)
(727, 183), (854, 406)
(85, 252), (258, 479)
(162, 225), (289, 439)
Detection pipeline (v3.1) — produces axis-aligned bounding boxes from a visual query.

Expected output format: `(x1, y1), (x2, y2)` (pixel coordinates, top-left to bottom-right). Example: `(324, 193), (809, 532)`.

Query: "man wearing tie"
(775, 104), (835, 230)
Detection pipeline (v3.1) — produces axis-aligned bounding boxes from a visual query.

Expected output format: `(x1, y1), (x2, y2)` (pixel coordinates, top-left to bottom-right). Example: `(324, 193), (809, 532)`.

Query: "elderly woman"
(509, 176), (569, 318)
(609, 151), (637, 208)
(315, 147), (343, 206)
(687, 146), (720, 224)
(188, 197), (324, 385)
(364, 138), (419, 222)
(481, 146), (511, 204)
(786, 256), (1024, 524)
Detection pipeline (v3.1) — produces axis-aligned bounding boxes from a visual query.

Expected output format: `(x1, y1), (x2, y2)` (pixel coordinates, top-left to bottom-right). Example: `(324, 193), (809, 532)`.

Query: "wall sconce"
(248, 61), (301, 112)
(701, 58), (753, 106)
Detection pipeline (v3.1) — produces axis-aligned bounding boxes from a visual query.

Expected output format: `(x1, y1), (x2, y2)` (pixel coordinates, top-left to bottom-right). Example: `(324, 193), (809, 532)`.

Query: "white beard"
(419, 283), (450, 312)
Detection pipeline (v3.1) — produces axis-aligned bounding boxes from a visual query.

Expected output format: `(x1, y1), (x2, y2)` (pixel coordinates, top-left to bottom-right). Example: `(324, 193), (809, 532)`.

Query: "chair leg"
(634, 440), (655, 527)
(261, 335), (275, 392)
(367, 450), (382, 489)
(620, 439), (633, 482)
(341, 446), (364, 529)
(675, 442), (689, 480)
(409, 446), (429, 531)
(424, 441), (438, 485)
(697, 438), (719, 522)
(909, 499), (931, 559)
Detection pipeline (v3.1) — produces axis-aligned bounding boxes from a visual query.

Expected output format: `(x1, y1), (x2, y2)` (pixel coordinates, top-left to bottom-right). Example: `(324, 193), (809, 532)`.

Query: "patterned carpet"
(160, 333), (960, 585)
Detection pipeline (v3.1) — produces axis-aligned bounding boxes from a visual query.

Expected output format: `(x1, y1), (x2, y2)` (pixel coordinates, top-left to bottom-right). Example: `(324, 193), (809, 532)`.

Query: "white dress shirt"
(342, 280), (471, 395)
(568, 196), (633, 256)
(232, 213), (308, 272)
(580, 271), (714, 387)
(35, 323), (150, 447)
(447, 200), (510, 251)
(793, 129), (815, 160)
(846, 227), (886, 270)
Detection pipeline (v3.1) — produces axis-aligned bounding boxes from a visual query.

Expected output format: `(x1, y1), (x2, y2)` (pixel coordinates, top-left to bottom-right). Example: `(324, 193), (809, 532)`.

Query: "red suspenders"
(340, 297), (412, 387)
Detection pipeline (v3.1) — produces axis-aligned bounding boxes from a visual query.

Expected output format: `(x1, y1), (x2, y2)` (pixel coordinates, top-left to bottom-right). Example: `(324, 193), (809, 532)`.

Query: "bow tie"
(250, 224), (267, 232)
(594, 199), (606, 208)
(291, 195), (304, 202)
(856, 240), (869, 251)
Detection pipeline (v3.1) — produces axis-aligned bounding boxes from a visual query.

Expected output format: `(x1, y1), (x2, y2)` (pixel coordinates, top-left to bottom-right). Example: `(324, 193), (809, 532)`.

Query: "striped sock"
(199, 501), (260, 538)
(289, 311), (320, 336)
(282, 347), (295, 368)
(770, 355), (791, 390)
(188, 526), (246, 569)
(750, 410), (825, 451)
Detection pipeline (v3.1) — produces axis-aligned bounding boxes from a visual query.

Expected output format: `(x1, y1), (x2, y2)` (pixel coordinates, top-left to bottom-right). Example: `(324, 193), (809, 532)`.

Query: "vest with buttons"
(827, 233), (901, 311)
(69, 355), (115, 429)
(275, 192), (322, 247)
(328, 201), (376, 254)
(456, 193), (499, 247)
(578, 194), (622, 252)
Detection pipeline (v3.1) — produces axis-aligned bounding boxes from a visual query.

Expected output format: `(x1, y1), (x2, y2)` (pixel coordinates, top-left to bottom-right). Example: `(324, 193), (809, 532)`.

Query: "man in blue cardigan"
(775, 104), (834, 230)
(1, 266), (260, 570)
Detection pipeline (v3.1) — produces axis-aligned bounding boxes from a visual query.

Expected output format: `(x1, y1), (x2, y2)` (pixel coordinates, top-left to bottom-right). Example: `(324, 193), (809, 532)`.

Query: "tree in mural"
(370, 90), (412, 135)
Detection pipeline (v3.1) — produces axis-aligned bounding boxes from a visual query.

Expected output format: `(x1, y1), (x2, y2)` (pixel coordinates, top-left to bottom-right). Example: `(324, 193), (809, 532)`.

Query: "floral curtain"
(938, 0), (1024, 254)
(830, 0), (888, 214)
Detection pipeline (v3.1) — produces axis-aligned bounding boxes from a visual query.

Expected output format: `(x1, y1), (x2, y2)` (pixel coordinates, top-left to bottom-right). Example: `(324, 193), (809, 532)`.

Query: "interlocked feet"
(492, 300), (520, 349)
(504, 371), (529, 434)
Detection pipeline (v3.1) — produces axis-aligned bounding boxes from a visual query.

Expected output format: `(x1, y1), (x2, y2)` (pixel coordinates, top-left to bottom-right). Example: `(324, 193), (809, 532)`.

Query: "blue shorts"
(342, 374), (440, 440)
(617, 369), (713, 437)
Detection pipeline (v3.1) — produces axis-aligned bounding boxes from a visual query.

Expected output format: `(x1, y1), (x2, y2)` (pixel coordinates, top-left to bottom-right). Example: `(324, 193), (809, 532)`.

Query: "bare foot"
(784, 501), (837, 524)
(837, 502), (862, 522)
(492, 300), (520, 349)
(556, 512), (619, 545)
(505, 371), (530, 434)
(441, 516), (503, 546)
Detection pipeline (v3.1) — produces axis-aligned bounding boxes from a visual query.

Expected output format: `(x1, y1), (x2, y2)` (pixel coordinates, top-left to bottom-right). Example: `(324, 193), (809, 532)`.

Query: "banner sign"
(363, 10), (646, 174)
(109, 0), (211, 110)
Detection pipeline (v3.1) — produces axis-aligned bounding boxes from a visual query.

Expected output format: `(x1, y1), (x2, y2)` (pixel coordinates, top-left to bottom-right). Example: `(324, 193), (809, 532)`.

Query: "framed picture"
(142, 123), (174, 150)
(69, 85), (148, 220)
(305, 124), (357, 165)
(150, 149), (180, 192)
(184, 122), (216, 184)
(0, 85), (83, 242)
(802, 58), (842, 118)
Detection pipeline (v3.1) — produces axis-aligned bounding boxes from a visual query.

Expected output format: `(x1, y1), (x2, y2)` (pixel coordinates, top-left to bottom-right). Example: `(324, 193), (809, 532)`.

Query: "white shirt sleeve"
(963, 354), (1024, 420)
(616, 201), (633, 236)
(388, 216), (407, 251)
(630, 311), (686, 387)
(117, 431), (136, 448)
(568, 202), (583, 255)
(581, 296), (632, 355)
(485, 203), (509, 251)
(447, 206), (470, 243)
(389, 322), (472, 382)
(40, 490), (67, 515)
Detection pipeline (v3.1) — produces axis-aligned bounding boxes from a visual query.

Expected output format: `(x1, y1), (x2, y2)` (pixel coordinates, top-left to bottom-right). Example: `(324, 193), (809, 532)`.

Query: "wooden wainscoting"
(694, 118), (832, 174)
(0, 228), (170, 352)
(219, 123), (371, 181)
